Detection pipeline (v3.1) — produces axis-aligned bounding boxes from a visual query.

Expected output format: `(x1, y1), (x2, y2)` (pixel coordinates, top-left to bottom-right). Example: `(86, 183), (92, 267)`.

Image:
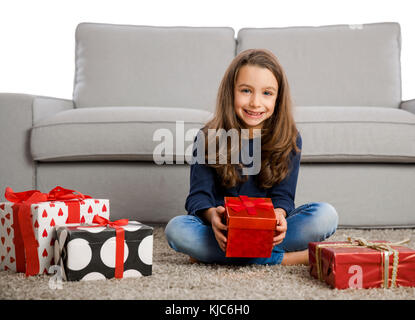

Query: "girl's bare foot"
(189, 256), (199, 264)
(281, 249), (309, 265)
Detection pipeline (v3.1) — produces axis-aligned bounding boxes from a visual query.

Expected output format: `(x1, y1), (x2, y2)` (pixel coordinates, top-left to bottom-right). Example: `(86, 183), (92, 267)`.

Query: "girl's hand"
(273, 208), (287, 247)
(209, 206), (228, 252)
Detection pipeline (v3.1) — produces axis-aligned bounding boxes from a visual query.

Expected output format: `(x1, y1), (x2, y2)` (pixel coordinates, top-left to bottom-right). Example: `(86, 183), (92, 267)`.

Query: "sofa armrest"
(400, 99), (415, 114)
(0, 93), (73, 200)
(33, 96), (74, 123)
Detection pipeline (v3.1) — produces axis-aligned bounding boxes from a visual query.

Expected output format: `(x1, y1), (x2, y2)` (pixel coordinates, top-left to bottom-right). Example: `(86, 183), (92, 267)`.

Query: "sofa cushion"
(31, 106), (415, 163)
(295, 106), (415, 162)
(73, 23), (235, 112)
(31, 107), (212, 162)
(237, 22), (401, 108)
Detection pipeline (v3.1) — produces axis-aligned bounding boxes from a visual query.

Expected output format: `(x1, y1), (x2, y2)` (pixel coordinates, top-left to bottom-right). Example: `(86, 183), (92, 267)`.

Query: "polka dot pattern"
(138, 235), (153, 265)
(67, 238), (92, 271)
(55, 221), (153, 281)
(100, 236), (129, 268)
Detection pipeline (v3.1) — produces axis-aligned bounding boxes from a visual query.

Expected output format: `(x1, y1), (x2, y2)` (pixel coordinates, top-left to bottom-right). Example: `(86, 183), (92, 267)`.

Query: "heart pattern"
(0, 198), (110, 274)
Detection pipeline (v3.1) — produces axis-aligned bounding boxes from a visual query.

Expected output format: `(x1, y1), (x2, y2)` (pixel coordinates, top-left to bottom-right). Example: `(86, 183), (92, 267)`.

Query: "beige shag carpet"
(1, 226), (415, 300)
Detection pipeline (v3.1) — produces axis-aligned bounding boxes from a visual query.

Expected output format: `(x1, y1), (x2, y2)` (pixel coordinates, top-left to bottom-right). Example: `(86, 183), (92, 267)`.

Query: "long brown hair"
(202, 48), (300, 189)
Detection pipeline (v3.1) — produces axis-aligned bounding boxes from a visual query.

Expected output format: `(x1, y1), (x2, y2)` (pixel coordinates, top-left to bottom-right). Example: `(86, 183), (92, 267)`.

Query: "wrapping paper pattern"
(0, 199), (109, 274)
(55, 221), (153, 281)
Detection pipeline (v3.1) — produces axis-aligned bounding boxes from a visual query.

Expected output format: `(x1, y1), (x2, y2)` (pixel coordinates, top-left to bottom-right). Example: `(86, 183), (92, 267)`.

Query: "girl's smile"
(243, 109), (265, 118)
(234, 64), (278, 133)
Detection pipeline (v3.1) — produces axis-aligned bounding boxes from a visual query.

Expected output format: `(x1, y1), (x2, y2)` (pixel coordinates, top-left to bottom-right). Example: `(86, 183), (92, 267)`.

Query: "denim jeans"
(164, 202), (338, 265)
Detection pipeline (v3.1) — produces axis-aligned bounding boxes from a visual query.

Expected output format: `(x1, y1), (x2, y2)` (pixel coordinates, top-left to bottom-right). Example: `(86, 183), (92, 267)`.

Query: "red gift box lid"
(224, 196), (276, 230)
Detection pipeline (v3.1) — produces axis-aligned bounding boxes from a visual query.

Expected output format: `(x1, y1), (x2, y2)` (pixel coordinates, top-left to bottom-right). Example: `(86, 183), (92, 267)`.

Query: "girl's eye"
(240, 88), (273, 95)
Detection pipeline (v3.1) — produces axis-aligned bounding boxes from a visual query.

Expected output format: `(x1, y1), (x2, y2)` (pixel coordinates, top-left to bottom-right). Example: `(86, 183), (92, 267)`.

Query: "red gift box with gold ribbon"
(309, 238), (415, 289)
(224, 196), (276, 258)
(0, 186), (110, 276)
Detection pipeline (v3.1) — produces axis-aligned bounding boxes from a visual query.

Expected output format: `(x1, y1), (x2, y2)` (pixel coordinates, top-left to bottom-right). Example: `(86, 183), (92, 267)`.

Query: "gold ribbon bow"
(315, 237), (410, 288)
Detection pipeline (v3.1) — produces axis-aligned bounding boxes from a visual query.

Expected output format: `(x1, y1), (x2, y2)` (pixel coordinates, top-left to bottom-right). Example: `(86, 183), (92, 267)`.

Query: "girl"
(165, 49), (338, 265)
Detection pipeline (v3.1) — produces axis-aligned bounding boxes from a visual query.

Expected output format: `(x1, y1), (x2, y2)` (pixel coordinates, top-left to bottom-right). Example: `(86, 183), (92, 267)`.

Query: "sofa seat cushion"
(295, 106), (415, 162)
(31, 107), (212, 161)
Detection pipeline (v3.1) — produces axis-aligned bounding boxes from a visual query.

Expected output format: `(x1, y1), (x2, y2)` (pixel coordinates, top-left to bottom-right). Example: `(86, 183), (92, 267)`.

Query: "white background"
(1, 0), (414, 101)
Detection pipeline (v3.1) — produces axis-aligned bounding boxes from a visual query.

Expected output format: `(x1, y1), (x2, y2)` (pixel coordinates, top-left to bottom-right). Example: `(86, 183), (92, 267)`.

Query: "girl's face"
(234, 64), (278, 132)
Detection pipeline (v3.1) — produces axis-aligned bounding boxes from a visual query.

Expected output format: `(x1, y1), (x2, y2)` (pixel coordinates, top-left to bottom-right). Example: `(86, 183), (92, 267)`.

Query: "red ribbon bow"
(91, 215), (129, 279)
(5, 186), (91, 204)
(225, 195), (274, 216)
(92, 215), (129, 229)
(4, 186), (92, 276)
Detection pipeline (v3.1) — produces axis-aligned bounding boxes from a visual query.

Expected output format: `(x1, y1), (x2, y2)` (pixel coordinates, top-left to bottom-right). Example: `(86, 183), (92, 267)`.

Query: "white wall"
(1, 0), (414, 101)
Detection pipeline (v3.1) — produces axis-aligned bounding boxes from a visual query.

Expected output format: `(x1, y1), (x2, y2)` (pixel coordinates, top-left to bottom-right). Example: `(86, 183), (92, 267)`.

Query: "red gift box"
(224, 196), (276, 258)
(309, 238), (415, 289)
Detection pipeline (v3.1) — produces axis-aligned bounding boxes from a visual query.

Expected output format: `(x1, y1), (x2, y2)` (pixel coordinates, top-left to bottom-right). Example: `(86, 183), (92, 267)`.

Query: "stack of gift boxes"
(0, 186), (153, 281)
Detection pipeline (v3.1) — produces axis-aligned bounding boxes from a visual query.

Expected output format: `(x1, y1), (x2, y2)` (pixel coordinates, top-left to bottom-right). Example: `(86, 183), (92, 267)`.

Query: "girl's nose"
(249, 93), (261, 108)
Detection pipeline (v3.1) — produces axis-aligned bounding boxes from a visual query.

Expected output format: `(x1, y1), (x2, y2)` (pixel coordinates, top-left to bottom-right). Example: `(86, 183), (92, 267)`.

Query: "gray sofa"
(1, 22), (414, 228)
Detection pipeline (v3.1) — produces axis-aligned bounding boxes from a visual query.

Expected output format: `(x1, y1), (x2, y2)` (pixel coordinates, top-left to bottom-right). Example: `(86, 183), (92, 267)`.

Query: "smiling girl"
(165, 49), (338, 265)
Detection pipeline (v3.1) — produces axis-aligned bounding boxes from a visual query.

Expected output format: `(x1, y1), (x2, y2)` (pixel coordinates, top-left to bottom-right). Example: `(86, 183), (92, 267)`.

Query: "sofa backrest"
(73, 23), (235, 111)
(237, 22), (402, 108)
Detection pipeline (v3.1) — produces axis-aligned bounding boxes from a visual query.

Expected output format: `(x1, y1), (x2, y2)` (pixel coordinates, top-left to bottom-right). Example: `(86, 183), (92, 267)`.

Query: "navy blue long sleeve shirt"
(185, 132), (302, 217)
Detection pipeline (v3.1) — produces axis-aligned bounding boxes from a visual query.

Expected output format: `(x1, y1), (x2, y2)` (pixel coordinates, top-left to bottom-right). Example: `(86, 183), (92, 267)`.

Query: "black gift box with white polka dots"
(55, 221), (153, 281)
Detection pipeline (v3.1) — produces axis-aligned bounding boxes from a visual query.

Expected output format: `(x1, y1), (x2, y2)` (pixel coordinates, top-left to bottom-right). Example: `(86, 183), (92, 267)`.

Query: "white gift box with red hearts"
(0, 199), (109, 275)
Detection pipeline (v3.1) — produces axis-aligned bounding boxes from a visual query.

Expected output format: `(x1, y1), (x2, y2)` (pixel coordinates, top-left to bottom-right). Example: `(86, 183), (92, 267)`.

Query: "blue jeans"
(164, 202), (338, 265)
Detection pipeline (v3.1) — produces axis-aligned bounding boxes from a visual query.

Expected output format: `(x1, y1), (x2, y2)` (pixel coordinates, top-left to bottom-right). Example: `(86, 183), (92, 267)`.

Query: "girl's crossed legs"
(164, 202), (338, 265)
